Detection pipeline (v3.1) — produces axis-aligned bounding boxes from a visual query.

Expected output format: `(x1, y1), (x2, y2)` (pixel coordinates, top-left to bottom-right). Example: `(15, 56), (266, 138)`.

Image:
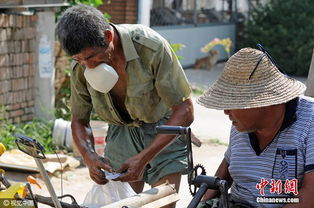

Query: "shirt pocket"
(127, 81), (154, 97)
(272, 148), (298, 180)
(126, 81), (164, 123)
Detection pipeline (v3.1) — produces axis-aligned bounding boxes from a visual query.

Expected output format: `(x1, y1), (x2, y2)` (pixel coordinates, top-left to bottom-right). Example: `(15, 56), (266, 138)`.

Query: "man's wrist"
(138, 149), (154, 166)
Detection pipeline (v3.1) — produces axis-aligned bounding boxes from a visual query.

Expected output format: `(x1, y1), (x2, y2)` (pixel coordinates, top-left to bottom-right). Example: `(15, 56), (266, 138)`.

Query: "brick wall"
(99, 0), (138, 24)
(0, 14), (37, 123)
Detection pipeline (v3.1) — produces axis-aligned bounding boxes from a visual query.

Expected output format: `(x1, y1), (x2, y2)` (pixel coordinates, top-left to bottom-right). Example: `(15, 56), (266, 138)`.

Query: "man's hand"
(84, 152), (113, 184)
(114, 154), (146, 182)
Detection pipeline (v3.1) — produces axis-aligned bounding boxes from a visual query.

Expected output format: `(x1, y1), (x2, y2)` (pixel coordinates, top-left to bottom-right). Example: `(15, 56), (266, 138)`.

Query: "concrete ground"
(186, 62), (232, 144)
(11, 144), (227, 208)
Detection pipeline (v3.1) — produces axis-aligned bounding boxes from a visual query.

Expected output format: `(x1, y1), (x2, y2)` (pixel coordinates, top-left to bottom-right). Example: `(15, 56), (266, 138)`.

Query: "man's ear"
(104, 29), (113, 43)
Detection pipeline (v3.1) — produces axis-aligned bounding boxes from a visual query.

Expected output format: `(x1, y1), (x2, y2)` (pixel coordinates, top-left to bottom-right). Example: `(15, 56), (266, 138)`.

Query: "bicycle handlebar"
(156, 125), (190, 135)
(188, 175), (229, 208)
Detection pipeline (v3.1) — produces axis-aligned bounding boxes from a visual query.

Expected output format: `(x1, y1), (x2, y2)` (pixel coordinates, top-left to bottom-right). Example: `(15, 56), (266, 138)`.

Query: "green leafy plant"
(239, 0), (314, 75)
(69, 0), (103, 7)
(68, 0), (112, 21)
(170, 42), (185, 60)
(0, 116), (55, 153)
(56, 0), (111, 22)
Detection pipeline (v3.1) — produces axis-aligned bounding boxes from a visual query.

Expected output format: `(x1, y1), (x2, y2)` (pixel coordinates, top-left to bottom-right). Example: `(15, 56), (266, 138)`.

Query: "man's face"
(224, 107), (266, 132)
(71, 46), (113, 69)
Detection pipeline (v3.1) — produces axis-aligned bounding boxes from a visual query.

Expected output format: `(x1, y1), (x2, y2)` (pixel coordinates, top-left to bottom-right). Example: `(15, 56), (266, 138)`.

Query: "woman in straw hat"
(197, 46), (314, 208)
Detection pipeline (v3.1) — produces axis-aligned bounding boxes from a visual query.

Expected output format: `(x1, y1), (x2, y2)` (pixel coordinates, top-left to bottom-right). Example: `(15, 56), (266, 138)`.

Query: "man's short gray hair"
(56, 4), (110, 56)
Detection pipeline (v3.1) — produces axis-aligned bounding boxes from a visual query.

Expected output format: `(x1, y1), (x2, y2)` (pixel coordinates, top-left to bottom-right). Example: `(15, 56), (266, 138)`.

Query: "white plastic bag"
(82, 181), (136, 208)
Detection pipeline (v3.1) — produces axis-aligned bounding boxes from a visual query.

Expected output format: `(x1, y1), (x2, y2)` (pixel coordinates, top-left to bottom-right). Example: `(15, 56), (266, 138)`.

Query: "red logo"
(256, 178), (298, 196)
(256, 178), (269, 196)
(284, 179), (299, 195)
(270, 179), (283, 194)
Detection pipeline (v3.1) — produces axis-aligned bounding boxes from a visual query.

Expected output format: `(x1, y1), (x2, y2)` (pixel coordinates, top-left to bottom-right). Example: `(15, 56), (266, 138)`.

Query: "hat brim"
(197, 75), (306, 110)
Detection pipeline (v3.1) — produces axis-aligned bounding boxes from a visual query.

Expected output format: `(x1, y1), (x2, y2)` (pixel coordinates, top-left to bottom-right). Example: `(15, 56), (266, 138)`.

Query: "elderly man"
(197, 47), (314, 207)
(56, 4), (193, 206)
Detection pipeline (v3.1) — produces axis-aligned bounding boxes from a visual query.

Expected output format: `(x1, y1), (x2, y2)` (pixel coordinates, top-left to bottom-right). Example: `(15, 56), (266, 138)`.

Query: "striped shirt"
(224, 96), (314, 207)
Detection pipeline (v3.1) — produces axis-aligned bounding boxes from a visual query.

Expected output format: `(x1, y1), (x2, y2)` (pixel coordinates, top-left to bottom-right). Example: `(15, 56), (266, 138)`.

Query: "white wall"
(153, 24), (236, 67)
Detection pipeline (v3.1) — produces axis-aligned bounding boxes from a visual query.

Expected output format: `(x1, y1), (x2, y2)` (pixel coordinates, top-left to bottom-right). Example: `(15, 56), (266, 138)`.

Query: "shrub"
(0, 113), (55, 153)
(238, 0), (314, 76)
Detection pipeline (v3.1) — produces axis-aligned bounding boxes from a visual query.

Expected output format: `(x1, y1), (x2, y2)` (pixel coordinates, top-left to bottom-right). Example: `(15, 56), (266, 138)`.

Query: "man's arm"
(71, 115), (112, 184)
(70, 63), (113, 184)
(116, 98), (194, 182)
(283, 171), (314, 207)
(201, 158), (232, 201)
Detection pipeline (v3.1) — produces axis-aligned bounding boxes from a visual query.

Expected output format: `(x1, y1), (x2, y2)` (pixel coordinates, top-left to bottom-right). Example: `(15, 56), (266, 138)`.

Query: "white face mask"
(84, 63), (119, 93)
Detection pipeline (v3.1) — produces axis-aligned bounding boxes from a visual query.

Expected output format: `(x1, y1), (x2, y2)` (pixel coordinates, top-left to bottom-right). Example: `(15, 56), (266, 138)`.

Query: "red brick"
(24, 107), (33, 114)
(18, 53), (24, 65)
(29, 64), (35, 76)
(21, 102), (27, 108)
(0, 80), (11, 93)
(23, 16), (30, 27)
(16, 15), (23, 28)
(7, 41), (14, 53)
(22, 64), (29, 77)
(26, 89), (33, 101)
(21, 115), (28, 121)
(29, 52), (36, 64)
(8, 15), (14, 27)
(27, 114), (33, 121)
(23, 53), (30, 64)
(14, 41), (21, 53)
(28, 77), (34, 88)
(0, 14), (8, 27)
(99, 0), (138, 24)
(18, 66), (24, 78)
(0, 94), (5, 105)
(0, 55), (10, 67)
(13, 116), (21, 123)
(28, 39), (36, 52)
(10, 109), (23, 117)
(12, 103), (21, 110)
(0, 67), (10, 80)
(5, 92), (13, 104)
(6, 28), (12, 40)
(11, 79), (18, 91)
(21, 40), (29, 52)
(27, 100), (34, 107)
(9, 54), (14, 66)
(0, 29), (8, 41)
(30, 15), (37, 27)
(12, 78), (26, 90)
(24, 28), (35, 39)
(0, 41), (9, 54)
(12, 28), (23, 40)
(13, 91), (24, 103)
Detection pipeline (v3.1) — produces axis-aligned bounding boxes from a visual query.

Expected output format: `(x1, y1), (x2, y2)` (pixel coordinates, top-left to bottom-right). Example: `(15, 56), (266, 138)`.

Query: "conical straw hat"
(197, 47), (306, 110)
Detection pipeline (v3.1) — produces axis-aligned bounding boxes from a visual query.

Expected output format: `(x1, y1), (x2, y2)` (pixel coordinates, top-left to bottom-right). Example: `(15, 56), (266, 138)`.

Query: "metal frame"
(0, 3), (69, 9)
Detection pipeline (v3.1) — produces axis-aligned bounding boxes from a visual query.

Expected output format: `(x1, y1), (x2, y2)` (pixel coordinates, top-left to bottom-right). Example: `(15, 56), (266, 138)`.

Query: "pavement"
(19, 144), (227, 208)
(185, 62), (232, 144)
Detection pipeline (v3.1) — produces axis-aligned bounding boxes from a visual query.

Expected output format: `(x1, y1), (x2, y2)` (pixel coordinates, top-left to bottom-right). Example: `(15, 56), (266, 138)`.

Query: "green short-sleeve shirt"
(70, 24), (191, 126)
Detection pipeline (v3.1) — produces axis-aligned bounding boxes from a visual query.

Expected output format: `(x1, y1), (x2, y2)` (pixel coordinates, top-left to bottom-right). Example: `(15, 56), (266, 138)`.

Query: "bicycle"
(1, 125), (229, 208)
(0, 134), (83, 208)
(155, 125), (229, 208)
(1, 134), (178, 208)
